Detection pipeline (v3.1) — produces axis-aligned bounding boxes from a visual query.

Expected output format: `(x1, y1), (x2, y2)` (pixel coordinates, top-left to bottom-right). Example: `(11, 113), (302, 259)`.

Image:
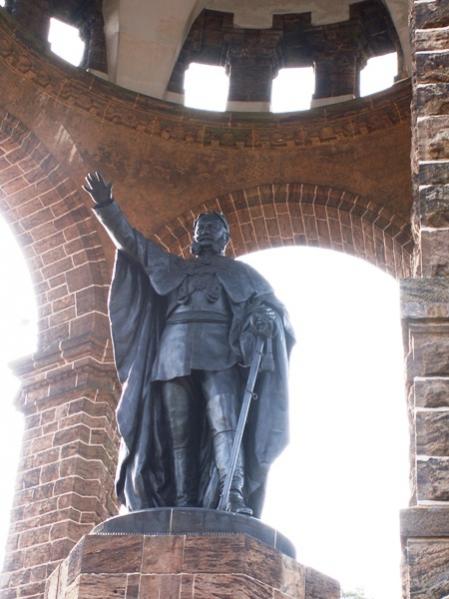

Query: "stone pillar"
(312, 52), (362, 108)
(400, 1), (449, 597)
(45, 532), (340, 599)
(78, 1), (108, 76)
(225, 30), (282, 111)
(0, 336), (120, 598)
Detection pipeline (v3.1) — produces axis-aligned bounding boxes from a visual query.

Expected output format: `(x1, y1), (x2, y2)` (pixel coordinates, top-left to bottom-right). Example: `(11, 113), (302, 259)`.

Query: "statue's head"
(191, 212), (230, 256)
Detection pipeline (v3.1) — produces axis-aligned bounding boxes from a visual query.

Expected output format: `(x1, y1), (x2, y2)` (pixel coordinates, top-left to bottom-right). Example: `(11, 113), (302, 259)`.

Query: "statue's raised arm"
(83, 171), (169, 271)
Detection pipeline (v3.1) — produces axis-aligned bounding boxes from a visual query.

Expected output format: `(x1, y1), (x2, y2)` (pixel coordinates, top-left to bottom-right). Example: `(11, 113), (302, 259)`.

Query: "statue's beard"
(191, 239), (226, 256)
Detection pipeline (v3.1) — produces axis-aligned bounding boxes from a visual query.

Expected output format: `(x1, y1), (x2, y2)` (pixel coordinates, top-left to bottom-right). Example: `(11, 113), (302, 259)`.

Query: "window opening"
(48, 17), (85, 66)
(271, 67), (315, 113)
(360, 52), (398, 97)
(183, 63), (229, 112)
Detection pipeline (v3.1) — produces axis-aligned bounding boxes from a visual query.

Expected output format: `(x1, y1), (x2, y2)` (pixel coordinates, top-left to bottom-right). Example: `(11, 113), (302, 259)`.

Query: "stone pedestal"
(45, 509), (340, 599)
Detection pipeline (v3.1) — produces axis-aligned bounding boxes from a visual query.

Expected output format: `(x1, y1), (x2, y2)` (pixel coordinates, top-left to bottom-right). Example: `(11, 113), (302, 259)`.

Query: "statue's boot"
(173, 447), (197, 507)
(214, 430), (253, 516)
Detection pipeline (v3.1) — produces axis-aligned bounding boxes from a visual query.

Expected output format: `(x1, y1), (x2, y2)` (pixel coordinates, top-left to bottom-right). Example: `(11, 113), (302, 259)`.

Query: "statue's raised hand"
(83, 171), (112, 205)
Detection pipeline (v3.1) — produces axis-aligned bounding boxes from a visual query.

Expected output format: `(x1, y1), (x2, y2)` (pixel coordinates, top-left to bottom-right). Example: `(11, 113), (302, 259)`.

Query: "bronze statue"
(84, 172), (294, 518)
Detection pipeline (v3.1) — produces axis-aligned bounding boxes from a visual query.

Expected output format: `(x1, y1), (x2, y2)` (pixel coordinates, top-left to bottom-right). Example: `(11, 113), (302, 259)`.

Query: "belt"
(167, 310), (230, 324)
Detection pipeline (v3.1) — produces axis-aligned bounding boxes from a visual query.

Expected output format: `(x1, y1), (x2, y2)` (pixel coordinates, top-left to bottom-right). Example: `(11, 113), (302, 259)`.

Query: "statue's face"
(193, 214), (228, 254)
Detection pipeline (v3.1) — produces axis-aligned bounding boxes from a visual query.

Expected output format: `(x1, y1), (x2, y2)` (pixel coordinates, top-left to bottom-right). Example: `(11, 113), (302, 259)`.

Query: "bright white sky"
(0, 18), (406, 599)
(241, 248), (408, 599)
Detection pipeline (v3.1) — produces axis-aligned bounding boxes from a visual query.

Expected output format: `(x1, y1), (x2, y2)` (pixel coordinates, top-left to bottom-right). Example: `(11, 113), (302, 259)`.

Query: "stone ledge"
(92, 508), (296, 559)
(401, 506), (449, 538)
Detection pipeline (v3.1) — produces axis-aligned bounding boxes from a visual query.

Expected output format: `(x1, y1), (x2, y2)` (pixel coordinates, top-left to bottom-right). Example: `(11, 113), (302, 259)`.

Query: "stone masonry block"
(419, 185), (449, 227)
(416, 83), (449, 116)
(415, 1), (449, 29)
(419, 161), (449, 186)
(401, 506), (449, 538)
(415, 29), (449, 52)
(407, 329), (449, 379)
(46, 532), (340, 599)
(414, 378), (449, 408)
(418, 116), (449, 160)
(417, 457), (449, 501)
(416, 52), (449, 85)
(401, 277), (449, 319)
(416, 409), (449, 455)
(420, 230), (449, 277)
(406, 539), (449, 599)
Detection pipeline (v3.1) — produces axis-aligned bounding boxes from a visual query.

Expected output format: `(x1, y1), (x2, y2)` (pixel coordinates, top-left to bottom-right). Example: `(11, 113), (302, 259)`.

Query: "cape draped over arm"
(110, 250), (170, 509)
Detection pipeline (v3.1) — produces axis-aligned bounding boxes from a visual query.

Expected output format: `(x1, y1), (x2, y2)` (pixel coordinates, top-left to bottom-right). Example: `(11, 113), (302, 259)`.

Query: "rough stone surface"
(401, 278), (449, 320)
(419, 184), (449, 227)
(415, 28), (449, 53)
(418, 116), (449, 161)
(44, 533), (340, 599)
(417, 457), (449, 501)
(415, 1), (449, 29)
(417, 85), (449, 118)
(414, 378), (449, 408)
(416, 410), (449, 456)
(402, 3), (449, 596)
(407, 330), (449, 379)
(420, 230), (449, 277)
(406, 539), (449, 599)
(416, 52), (449, 85)
(401, 506), (449, 538)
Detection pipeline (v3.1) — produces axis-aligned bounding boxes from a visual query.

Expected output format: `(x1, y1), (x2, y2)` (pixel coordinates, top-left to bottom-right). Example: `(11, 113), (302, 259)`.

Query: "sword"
(217, 335), (265, 512)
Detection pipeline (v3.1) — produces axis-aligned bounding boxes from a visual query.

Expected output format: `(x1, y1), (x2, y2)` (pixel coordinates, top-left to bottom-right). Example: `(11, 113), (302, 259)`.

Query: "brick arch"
(0, 109), (110, 352)
(153, 183), (413, 278)
(0, 110), (120, 599)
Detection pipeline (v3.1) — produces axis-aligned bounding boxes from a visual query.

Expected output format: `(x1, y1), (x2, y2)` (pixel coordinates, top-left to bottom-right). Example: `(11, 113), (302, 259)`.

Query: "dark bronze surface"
(84, 172), (294, 519)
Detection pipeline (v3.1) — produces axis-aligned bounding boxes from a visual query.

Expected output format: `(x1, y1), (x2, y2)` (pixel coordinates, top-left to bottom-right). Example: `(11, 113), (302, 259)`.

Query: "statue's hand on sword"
(249, 305), (276, 338)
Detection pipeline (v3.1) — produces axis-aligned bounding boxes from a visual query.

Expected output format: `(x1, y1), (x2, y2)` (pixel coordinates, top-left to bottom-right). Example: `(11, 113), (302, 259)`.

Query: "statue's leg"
(200, 369), (252, 516)
(161, 377), (199, 507)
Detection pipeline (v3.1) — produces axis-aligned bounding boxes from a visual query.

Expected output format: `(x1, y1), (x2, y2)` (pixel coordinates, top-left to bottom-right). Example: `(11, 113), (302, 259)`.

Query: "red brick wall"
(155, 183), (412, 278)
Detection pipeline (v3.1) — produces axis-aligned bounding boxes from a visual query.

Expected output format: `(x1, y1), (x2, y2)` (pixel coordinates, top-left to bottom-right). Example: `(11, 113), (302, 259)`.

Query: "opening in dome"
(271, 67), (315, 113)
(184, 63), (229, 112)
(48, 17), (85, 66)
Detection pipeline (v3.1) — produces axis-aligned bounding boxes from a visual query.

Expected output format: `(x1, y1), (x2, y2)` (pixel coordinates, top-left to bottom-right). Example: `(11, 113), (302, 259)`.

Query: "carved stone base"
(45, 510), (340, 599)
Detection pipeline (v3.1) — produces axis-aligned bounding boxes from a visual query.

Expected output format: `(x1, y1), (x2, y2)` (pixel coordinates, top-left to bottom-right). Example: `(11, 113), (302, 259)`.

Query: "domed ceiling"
(101, 0), (409, 105)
